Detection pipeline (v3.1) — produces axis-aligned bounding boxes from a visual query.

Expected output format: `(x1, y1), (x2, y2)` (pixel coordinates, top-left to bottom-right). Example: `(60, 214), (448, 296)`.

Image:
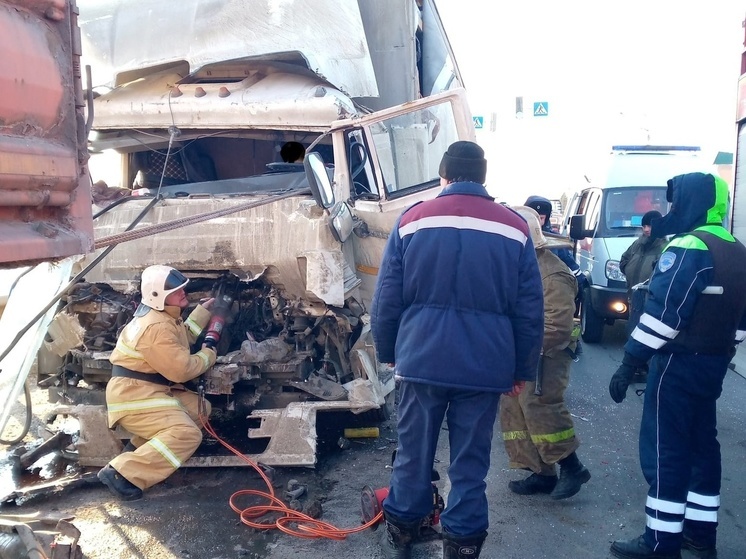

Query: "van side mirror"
(304, 152), (334, 208)
(569, 214), (594, 240)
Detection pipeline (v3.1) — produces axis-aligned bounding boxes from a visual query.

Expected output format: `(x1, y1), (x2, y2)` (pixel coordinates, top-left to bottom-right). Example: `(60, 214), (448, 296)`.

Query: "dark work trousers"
(640, 352), (729, 553)
(384, 380), (500, 536)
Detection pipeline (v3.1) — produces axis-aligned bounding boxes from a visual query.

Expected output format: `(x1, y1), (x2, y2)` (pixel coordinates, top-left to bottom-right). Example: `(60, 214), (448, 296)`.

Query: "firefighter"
(525, 195), (587, 354)
(97, 265), (217, 501)
(500, 206), (590, 500)
(609, 172), (746, 559)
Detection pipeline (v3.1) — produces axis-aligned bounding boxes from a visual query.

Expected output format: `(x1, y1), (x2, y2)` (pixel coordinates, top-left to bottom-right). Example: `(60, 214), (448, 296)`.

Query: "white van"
(564, 145), (708, 343)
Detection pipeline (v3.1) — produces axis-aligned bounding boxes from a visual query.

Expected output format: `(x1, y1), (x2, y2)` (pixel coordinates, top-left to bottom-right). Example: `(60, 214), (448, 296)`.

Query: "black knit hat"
(641, 210), (662, 227)
(438, 141), (487, 184)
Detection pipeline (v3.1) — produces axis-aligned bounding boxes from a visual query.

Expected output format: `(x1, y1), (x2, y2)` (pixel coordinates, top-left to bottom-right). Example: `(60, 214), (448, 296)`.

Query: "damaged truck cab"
(37, 0), (475, 467)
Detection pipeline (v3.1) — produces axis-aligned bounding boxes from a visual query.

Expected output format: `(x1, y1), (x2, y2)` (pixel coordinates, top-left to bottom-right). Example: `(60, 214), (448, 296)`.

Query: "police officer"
(97, 265), (217, 501)
(608, 173), (746, 559)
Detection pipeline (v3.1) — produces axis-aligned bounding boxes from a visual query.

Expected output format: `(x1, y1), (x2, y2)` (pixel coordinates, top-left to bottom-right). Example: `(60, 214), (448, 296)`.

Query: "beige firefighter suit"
(500, 248), (579, 475)
(106, 304), (216, 490)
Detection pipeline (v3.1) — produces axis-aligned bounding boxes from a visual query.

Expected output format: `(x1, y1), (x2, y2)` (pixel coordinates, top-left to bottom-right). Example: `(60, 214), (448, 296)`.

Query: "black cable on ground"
(0, 381), (32, 445)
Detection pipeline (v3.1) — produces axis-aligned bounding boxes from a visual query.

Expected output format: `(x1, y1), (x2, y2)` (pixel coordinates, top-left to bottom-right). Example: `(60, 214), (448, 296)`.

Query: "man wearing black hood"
(608, 172), (746, 559)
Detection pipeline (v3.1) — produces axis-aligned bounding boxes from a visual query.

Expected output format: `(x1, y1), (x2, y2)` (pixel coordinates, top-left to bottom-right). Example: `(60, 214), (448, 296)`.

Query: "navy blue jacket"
(626, 173), (746, 361)
(371, 182), (544, 393)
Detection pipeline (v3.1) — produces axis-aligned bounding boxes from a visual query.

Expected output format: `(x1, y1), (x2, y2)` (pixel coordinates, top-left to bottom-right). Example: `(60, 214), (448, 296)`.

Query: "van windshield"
(599, 187), (668, 236)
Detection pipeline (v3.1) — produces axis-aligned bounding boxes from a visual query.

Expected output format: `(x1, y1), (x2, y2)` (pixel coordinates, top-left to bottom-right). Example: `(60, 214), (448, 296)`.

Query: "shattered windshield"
(370, 102), (459, 198)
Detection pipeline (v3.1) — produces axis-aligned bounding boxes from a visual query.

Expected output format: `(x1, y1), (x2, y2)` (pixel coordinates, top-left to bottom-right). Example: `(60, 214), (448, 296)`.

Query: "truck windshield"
(370, 101), (459, 198)
(600, 187), (669, 235)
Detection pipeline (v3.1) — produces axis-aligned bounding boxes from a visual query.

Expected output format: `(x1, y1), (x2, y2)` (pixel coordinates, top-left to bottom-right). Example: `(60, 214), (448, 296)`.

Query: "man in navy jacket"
(371, 141), (544, 559)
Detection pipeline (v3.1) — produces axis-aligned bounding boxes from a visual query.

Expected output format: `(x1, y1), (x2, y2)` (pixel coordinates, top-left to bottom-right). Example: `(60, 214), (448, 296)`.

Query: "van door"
(329, 89), (474, 308)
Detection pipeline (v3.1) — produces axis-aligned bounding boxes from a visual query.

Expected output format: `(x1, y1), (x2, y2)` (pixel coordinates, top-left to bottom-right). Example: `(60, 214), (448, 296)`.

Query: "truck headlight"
(605, 260), (626, 282)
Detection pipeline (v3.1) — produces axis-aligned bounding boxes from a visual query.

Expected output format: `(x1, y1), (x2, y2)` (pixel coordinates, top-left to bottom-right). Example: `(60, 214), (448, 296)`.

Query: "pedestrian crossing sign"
(473, 116), (484, 129)
(533, 102), (548, 117)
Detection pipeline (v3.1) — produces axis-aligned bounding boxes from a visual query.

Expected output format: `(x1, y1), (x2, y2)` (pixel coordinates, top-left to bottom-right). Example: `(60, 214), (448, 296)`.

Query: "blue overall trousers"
(640, 351), (729, 553)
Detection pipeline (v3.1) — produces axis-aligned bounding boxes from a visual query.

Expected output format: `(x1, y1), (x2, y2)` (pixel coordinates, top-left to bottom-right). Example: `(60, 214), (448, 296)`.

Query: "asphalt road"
(1, 321), (745, 558)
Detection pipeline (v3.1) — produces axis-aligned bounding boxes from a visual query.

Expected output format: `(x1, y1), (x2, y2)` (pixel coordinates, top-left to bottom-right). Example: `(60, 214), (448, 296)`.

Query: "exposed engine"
(38, 272), (385, 419)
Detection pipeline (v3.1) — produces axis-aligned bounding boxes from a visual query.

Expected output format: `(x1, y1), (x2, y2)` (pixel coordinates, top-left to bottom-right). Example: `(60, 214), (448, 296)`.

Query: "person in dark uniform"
(371, 141), (544, 559)
(608, 172), (746, 559)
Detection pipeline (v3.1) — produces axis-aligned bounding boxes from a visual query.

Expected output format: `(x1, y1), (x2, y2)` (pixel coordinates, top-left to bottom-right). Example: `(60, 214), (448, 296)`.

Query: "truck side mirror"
(304, 152), (334, 209)
(328, 201), (355, 243)
(569, 214), (592, 240)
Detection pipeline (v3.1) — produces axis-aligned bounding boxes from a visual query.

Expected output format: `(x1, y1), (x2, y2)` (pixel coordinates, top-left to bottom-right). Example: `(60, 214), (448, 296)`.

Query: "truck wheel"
(580, 288), (604, 343)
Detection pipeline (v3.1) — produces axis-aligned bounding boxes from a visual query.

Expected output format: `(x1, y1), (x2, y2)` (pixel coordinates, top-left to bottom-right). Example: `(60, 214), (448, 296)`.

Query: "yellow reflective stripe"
(116, 340), (145, 360)
(148, 437), (182, 468)
(503, 430), (529, 441)
(196, 350), (211, 369)
(108, 398), (182, 413)
(185, 317), (202, 337)
(530, 427), (575, 444)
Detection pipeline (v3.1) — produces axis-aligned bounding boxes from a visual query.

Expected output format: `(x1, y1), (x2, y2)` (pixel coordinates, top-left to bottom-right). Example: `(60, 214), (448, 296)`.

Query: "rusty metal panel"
(0, 0), (93, 268)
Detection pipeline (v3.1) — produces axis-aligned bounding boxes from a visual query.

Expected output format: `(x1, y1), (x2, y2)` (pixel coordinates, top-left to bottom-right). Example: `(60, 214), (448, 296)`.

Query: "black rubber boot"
(550, 452), (591, 500)
(508, 473), (557, 495)
(98, 464), (143, 501)
(442, 531), (487, 559)
(379, 513), (421, 559)
(610, 535), (681, 559)
(682, 534), (717, 559)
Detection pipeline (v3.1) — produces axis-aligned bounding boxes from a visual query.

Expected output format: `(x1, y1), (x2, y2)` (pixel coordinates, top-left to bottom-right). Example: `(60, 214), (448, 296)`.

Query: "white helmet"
(140, 265), (189, 310)
(512, 205), (573, 250)
(512, 206), (548, 249)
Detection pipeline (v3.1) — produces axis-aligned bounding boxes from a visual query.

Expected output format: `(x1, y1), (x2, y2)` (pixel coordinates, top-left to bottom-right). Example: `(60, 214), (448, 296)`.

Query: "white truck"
(28, 0), (475, 468)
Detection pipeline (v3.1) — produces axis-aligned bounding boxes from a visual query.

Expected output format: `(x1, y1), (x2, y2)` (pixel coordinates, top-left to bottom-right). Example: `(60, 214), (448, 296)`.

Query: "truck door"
(0, 0), (93, 268)
(328, 89), (474, 308)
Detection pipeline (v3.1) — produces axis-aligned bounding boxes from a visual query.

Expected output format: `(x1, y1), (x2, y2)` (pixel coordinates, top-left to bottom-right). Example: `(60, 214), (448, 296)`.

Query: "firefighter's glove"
(199, 345), (217, 368)
(609, 353), (646, 403)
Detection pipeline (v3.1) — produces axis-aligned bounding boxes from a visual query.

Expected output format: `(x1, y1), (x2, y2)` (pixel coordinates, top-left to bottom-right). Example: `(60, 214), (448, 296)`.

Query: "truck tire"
(580, 287), (605, 344)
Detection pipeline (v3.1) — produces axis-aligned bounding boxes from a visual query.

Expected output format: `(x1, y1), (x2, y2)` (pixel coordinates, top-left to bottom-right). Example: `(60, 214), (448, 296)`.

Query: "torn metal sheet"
(0, 258), (74, 439)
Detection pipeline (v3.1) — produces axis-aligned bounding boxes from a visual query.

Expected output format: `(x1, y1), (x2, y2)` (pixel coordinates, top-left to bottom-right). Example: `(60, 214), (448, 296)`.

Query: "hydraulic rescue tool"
(203, 277), (238, 349)
(360, 455), (444, 539)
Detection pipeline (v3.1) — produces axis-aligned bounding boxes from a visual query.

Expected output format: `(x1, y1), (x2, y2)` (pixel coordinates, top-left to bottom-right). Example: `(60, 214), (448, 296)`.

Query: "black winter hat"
(524, 195), (553, 220)
(438, 141), (487, 184)
(641, 210), (662, 227)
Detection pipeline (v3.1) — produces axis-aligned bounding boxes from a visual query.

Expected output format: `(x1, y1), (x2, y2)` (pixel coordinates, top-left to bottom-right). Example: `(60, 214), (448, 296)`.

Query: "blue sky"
(436, 1), (745, 202)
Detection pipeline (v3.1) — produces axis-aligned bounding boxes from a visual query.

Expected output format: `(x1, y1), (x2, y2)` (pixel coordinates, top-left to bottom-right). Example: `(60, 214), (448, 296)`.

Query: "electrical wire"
(197, 394), (381, 540)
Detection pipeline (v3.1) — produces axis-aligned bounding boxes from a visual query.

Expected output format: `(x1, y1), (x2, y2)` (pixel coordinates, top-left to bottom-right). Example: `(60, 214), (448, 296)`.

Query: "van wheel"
(580, 288), (604, 343)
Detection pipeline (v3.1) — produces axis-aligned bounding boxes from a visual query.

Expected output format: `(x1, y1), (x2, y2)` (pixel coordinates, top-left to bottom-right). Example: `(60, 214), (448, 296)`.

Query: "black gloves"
(609, 353), (647, 403)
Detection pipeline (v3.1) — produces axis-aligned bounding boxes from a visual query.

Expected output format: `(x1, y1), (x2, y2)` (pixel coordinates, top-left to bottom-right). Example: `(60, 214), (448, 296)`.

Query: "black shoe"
(550, 464), (591, 500)
(508, 473), (557, 495)
(442, 531), (487, 559)
(682, 535), (717, 558)
(610, 535), (681, 559)
(98, 464), (143, 501)
(379, 514), (421, 559)
(122, 440), (137, 453)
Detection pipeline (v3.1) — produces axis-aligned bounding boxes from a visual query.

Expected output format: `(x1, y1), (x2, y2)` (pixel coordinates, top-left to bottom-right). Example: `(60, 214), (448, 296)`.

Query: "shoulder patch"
(658, 251), (676, 273)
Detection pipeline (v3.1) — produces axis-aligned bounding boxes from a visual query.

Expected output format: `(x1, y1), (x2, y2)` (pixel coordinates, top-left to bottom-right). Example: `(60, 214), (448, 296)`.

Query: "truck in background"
(0, 0), (93, 269)
(564, 145), (707, 343)
(27, 0), (475, 468)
